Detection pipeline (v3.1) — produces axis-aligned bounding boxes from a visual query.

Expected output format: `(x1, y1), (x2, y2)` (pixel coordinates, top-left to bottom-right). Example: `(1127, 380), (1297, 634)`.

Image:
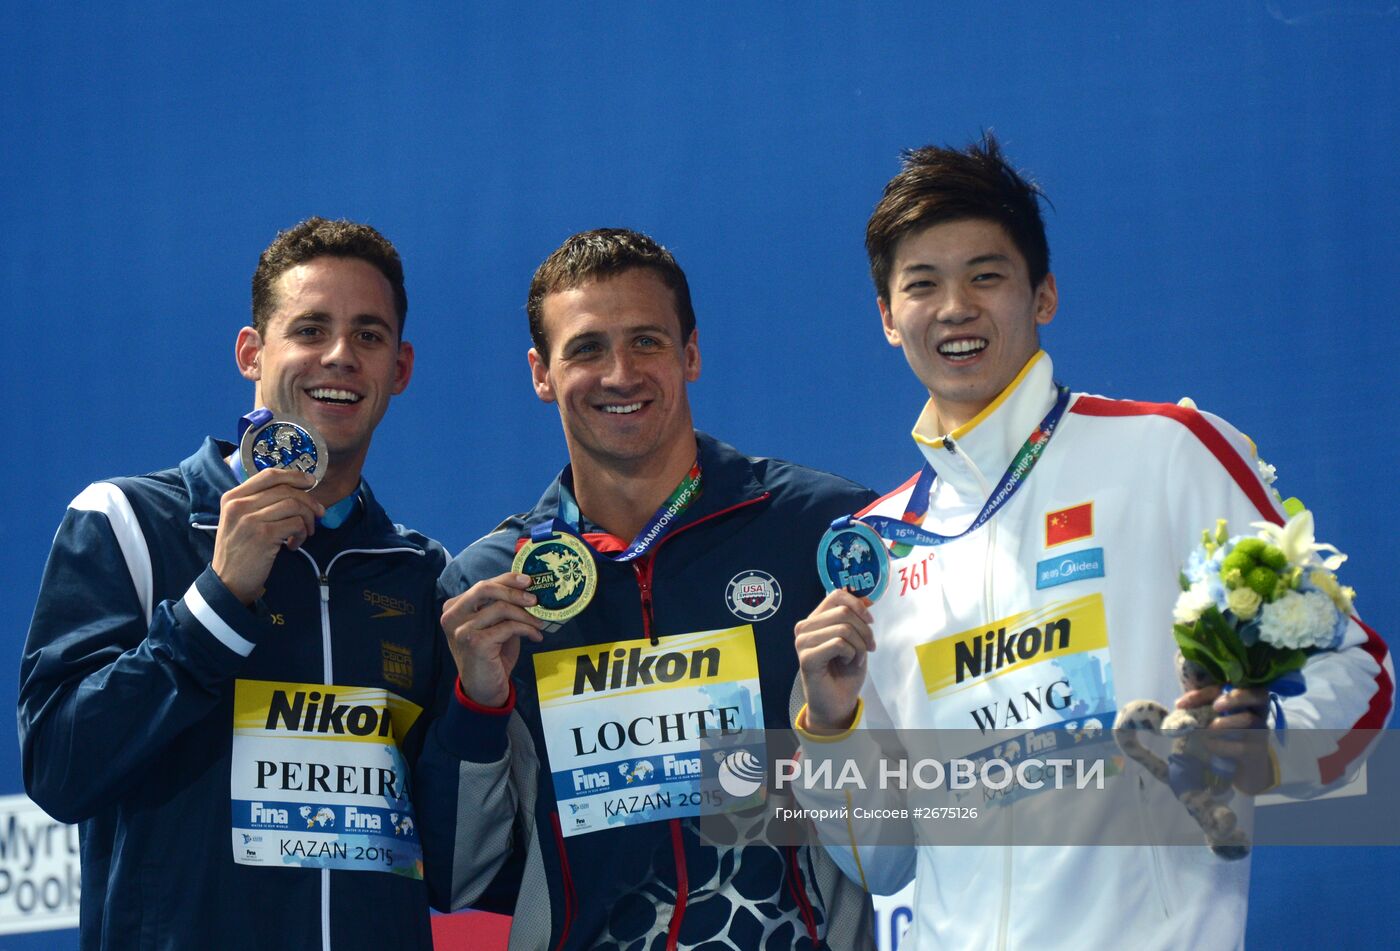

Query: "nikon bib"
(535, 626), (766, 837)
(230, 680), (424, 877)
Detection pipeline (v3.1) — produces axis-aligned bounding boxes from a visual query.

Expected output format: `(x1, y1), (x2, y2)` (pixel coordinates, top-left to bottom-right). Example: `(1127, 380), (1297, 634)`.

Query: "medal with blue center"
(238, 409), (328, 488)
(513, 527), (599, 623)
(817, 518), (891, 601)
(819, 385), (1074, 601)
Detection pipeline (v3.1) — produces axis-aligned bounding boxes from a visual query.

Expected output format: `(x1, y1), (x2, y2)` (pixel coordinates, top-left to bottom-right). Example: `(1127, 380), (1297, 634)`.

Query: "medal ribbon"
(229, 408), (276, 483)
(237, 408), (275, 443)
(532, 461), (703, 563)
(844, 384), (1072, 549)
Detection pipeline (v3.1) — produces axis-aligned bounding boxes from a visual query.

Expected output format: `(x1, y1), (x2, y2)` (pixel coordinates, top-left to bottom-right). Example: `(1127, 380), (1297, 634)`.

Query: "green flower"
(1245, 566), (1280, 600)
(1234, 538), (1267, 560)
(1221, 550), (1254, 576)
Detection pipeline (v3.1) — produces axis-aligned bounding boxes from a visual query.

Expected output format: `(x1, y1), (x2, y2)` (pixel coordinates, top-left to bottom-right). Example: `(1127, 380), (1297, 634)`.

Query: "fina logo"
(716, 749), (766, 798)
(725, 570), (782, 622)
(299, 805), (335, 829)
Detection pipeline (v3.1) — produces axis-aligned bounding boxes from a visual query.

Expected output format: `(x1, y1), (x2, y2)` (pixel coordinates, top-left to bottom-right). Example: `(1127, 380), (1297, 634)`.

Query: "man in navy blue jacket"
(417, 229), (877, 949)
(19, 218), (451, 950)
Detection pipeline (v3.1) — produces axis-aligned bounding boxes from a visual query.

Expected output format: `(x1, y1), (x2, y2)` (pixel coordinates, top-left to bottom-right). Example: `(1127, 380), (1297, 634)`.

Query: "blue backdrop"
(2, 2), (1396, 946)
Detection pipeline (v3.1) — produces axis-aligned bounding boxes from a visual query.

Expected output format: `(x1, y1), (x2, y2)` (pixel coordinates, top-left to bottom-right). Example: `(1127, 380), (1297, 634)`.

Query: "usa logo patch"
(725, 570), (782, 622)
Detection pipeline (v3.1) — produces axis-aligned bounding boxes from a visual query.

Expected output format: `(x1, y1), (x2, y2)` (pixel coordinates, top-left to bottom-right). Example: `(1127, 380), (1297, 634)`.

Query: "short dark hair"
(526, 228), (696, 361)
(251, 217), (408, 337)
(866, 133), (1050, 301)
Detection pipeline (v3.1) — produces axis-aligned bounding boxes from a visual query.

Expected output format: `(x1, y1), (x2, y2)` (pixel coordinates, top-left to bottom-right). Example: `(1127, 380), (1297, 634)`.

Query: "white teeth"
(309, 388), (361, 403)
(939, 339), (987, 356)
(602, 403), (643, 414)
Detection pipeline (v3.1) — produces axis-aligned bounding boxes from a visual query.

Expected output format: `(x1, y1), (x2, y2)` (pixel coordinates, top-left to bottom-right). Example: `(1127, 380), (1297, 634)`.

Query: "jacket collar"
(910, 351), (1058, 498)
(521, 430), (768, 536)
(180, 436), (420, 551)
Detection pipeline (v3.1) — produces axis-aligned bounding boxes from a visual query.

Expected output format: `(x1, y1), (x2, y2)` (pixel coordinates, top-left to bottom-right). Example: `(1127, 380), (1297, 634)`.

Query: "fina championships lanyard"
(850, 384), (1072, 549)
(531, 460), (703, 562)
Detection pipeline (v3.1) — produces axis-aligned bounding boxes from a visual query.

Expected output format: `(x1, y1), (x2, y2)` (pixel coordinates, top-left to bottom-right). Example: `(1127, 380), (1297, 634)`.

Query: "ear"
(879, 296), (901, 347)
(235, 327), (263, 381)
(528, 348), (556, 403)
(1034, 273), (1058, 327)
(683, 328), (701, 383)
(391, 340), (415, 395)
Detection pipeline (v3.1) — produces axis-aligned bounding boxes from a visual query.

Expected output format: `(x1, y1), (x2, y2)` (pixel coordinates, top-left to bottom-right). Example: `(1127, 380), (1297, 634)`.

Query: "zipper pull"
(944, 435), (958, 454)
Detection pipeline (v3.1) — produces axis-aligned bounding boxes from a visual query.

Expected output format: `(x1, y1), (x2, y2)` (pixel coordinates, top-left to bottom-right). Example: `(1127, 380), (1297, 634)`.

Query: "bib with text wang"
(912, 593), (1123, 808)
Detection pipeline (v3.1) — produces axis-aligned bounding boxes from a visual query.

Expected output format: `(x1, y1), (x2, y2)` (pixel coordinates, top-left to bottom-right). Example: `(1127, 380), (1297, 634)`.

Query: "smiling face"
(529, 268), (700, 479)
(235, 256), (413, 489)
(879, 218), (1057, 432)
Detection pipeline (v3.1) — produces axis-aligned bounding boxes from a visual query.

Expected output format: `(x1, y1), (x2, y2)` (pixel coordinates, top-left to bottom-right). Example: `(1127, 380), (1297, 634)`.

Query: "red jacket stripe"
(1318, 618), (1394, 785)
(856, 470), (923, 519)
(1070, 397), (1282, 525)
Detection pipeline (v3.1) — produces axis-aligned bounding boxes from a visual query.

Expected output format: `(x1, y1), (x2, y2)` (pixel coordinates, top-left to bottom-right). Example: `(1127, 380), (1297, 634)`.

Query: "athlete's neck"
(928, 401), (982, 437)
(309, 445), (367, 508)
(571, 437), (699, 542)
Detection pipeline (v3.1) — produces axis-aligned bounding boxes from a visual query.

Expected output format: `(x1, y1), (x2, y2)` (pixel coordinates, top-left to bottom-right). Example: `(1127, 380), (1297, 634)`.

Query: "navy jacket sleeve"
(18, 494), (271, 823)
(415, 536), (522, 912)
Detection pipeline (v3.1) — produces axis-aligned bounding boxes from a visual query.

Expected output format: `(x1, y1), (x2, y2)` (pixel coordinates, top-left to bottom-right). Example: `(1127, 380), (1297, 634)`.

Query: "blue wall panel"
(2, 2), (1395, 946)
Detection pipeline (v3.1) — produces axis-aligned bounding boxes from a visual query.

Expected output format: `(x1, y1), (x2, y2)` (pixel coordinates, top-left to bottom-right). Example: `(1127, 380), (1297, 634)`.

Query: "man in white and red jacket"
(791, 134), (1393, 951)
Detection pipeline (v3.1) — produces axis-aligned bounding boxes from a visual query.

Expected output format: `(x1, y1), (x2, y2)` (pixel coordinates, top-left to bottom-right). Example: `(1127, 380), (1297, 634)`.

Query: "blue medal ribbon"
(230, 409), (276, 483)
(849, 384), (1072, 550)
(237, 407), (275, 443)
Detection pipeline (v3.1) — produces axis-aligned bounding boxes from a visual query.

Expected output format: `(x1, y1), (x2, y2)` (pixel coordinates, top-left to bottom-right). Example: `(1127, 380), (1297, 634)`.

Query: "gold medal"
(512, 531), (598, 623)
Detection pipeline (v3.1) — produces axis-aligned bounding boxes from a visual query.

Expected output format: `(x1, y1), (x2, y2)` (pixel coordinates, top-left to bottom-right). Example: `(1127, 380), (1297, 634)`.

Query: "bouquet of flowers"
(1172, 509), (1352, 691)
(1115, 506), (1354, 858)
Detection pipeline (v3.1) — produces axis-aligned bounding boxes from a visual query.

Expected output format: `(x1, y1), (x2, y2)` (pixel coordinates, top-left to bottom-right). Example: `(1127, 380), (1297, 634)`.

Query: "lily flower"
(1250, 510), (1347, 572)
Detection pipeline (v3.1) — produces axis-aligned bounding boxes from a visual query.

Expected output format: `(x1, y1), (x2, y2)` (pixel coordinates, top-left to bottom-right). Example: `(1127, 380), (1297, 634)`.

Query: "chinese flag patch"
(1046, 502), (1093, 547)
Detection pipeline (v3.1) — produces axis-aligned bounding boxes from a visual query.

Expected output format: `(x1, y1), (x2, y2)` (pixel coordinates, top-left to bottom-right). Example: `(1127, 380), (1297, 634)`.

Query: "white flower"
(1174, 581), (1216, 625)
(1226, 587), (1263, 621)
(1250, 509), (1347, 571)
(1258, 590), (1343, 650)
(1256, 456), (1277, 486)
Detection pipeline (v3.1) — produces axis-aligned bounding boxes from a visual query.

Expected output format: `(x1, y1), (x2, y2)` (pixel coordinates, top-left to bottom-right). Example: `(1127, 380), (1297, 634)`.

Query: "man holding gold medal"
(790, 136), (1394, 950)
(19, 218), (452, 949)
(418, 229), (878, 948)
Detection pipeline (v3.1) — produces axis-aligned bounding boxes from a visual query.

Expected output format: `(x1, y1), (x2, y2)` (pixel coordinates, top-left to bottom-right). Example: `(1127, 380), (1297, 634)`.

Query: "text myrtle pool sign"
(0, 793), (80, 935)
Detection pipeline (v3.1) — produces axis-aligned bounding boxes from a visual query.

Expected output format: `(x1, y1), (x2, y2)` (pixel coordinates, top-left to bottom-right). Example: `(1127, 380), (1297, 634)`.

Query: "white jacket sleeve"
(792, 688), (918, 896)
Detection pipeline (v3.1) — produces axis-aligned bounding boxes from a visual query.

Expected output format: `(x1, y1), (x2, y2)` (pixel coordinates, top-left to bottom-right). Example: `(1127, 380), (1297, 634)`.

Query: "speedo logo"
(917, 593), (1108, 696)
(573, 646), (720, 696)
(365, 589), (415, 618)
(264, 689), (394, 737)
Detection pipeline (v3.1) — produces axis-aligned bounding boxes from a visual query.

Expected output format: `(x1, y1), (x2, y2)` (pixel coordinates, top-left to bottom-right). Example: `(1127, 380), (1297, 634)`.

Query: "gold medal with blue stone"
(817, 518), (890, 601)
(513, 530), (598, 622)
(238, 412), (328, 489)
